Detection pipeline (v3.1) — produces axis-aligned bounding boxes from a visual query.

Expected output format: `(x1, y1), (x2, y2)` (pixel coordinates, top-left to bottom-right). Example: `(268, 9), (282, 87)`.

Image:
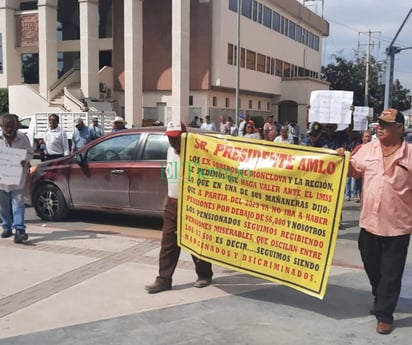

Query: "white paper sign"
(353, 106), (372, 131)
(309, 90), (354, 124)
(0, 146), (26, 188)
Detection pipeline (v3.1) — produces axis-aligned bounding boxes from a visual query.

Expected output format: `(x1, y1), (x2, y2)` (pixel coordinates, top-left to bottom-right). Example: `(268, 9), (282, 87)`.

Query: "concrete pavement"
(0, 202), (412, 345)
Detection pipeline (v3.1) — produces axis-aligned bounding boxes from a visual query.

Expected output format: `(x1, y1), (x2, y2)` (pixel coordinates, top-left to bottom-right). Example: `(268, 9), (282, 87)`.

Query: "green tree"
(322, 54), (411, 115)
(0, 88), (8, 115)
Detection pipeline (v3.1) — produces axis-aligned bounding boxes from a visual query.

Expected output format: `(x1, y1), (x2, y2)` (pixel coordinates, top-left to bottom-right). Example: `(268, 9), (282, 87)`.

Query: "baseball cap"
(377, 108), (404, 124)
(238, 114), (244, 120)
(165, 121), (187, 137)
(307, 121), (322, 136)
(74, 117), (83, 125)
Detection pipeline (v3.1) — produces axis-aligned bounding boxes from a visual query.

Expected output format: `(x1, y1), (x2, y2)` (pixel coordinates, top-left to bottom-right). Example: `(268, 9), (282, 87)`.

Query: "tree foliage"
(322, 54), (411, 116)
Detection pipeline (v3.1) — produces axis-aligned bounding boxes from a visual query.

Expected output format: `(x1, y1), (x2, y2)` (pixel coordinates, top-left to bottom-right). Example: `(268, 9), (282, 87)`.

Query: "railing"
(48, 67), (80, 101)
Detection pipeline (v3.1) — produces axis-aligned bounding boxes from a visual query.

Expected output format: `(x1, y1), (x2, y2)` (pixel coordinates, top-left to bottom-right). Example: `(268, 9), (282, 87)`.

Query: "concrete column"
(172, 0), (190, 124)
(124, 0), (143, 127)
(79, 0), (99, 99)
(0, 0), (20, 88)
(38, 0), (58, 99)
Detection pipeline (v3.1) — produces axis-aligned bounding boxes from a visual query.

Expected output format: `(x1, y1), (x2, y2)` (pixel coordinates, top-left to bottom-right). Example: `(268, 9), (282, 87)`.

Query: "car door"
(129, 133), (169, 212)
(69, 133), (141, 209)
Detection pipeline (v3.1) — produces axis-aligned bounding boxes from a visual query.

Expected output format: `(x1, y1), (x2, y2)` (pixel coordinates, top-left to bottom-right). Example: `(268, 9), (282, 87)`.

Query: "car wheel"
(33, 184), (69, 221)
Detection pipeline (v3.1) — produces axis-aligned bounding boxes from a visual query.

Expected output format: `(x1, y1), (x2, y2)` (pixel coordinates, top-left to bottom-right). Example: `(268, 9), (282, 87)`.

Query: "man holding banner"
(0, 114), (34, 243)
(341, 108), (412, 335)
(145, 121), (213, 294)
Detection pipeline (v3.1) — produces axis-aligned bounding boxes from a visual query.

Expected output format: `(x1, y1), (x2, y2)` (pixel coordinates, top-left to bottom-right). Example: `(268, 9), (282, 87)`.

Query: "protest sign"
(0, 146), (26, 190)
(309, 90), (353, 125)
(177, 133), (349, 299)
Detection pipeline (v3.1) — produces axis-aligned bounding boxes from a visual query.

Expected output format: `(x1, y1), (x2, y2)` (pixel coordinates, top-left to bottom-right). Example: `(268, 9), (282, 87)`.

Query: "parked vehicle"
(25, 127), (170, 221)
(19, 111), (117, 152)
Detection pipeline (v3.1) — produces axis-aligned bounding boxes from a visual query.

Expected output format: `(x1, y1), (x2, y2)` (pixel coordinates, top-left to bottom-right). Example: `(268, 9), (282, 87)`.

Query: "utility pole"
(384, 8), (412, 108)
(358, 30), (380, 107)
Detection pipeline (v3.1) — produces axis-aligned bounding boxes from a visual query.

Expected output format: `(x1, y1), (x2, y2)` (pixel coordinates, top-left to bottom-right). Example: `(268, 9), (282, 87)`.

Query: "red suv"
(26, 127), (170, 221)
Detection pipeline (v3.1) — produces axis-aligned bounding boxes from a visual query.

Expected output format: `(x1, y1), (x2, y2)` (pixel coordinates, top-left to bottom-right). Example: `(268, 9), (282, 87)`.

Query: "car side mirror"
(75, 153), (85, 166)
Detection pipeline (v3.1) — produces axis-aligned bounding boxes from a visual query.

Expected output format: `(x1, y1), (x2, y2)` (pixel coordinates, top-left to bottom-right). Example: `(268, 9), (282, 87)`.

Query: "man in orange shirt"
(340, 108), (412, 335)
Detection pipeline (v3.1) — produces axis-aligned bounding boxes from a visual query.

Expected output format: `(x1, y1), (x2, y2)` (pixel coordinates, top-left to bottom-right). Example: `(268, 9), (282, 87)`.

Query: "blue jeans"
(345, 177), (352, 198)
(0, 189), (26, 232)
(351, 178), (361, 198)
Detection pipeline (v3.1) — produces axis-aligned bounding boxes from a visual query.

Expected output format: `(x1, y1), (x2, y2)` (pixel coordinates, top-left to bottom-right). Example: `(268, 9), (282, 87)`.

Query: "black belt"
(44, 154), (64, 161)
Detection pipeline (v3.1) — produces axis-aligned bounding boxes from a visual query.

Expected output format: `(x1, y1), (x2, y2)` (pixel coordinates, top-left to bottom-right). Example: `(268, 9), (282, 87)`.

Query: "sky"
(298, 0), (412, 92)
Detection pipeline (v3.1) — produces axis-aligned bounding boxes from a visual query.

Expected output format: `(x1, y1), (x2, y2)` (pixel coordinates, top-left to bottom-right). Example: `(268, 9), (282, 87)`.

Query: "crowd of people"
(2, 107), (412, 335)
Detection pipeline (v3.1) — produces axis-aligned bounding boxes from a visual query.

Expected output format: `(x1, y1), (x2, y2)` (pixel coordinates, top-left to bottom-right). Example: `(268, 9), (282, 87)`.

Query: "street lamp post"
(235, 0), (241, 129)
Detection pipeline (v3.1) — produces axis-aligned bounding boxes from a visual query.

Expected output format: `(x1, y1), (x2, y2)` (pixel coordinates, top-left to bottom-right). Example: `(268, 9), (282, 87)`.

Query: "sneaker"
(194, 277), (212, 288)
(1, 230), (13, 238)
(344, 196), (350, 201)
(14, 231), (28, 244)
(144, 281), (171, 294)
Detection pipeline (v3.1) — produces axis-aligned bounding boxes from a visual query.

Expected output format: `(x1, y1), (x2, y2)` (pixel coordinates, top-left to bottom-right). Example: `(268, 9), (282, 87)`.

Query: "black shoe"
(194, 277), (212, 288)
(144, 281), (172, 294)
(1, 230), (13, 238)
(14, 231), (28, 244)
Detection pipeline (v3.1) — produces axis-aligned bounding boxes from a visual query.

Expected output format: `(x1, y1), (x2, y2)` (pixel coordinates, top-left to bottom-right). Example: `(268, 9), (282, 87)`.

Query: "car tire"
(33, 184), (69, 221)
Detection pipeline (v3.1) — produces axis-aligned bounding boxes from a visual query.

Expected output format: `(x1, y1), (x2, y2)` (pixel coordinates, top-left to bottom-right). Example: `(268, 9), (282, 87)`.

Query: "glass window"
(283, 18), (289, 36)
(212, 96), (217, 107)
(228, 43), (234, 65)
(272, 11), (280, 32)
(86, 134), (141, 162)
(314, 35), (320, 51)
(58, 0), (80, 41)
(288, 21), (295, 40)
(266, 56), (271, 74)
(249, 100), (253, 109)
(229, 0), (238, 12)
(22, 53), (39, 84)
(283, 62), (291, 77)
(263, 6), (271, 28)
(257, 3), (263, 24)
(252, 0), (257, 21)
(270, 58), (275, 75)
(20, 1), (37, 10)
(57, 51), (80, 78)
(258, 101), (261, 110)
(142, 134), (169, 161)
(257, 53), (265, 72)
(242, 0), (252, 19)
(280, 17), (285, 34)
(99, 0), (112, 39)
(241, 48), (245, 68)
(246, 50), (256, 70)
(189, 95), (193, 106)
(225, 98), (230, 108)
(275, 59), (282, 77)
(267, 102), (270, 110)
(295, 25), (302, 42)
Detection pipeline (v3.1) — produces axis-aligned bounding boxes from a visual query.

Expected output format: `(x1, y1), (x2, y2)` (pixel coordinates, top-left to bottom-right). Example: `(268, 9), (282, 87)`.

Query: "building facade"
(0, 0), (329, 131)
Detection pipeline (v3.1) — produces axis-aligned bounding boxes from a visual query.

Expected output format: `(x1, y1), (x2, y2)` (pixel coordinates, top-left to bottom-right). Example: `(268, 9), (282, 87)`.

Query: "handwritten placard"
(0, 146), (27, 188)
(309, 90), (354, 124)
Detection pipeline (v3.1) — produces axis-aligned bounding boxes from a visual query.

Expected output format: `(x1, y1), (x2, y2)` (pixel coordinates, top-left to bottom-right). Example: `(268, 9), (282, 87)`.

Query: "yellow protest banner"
(177, 133), (349, 299)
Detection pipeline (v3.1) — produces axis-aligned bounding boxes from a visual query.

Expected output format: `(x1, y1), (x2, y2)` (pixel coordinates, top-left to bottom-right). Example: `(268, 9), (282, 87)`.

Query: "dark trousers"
(358, 228), (410, 323)
(156, 197), (213, 285)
